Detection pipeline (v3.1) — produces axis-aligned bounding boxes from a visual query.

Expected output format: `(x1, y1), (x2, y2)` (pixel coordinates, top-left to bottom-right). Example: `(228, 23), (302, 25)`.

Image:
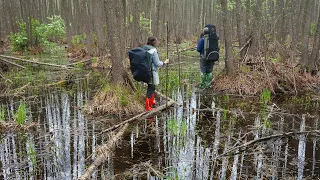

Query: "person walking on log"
(143, 36), (169, 111)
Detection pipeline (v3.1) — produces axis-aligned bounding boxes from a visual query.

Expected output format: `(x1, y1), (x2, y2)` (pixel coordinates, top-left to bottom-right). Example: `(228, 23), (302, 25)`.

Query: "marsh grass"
(0, 104), (5, 121)
(259, 89), (272, 128)
(14, 101), (27, 125)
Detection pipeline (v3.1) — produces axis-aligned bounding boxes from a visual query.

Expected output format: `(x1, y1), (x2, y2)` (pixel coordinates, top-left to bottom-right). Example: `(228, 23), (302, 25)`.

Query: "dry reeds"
(214, 56), (320, 95)
(0, 121), (37, 132)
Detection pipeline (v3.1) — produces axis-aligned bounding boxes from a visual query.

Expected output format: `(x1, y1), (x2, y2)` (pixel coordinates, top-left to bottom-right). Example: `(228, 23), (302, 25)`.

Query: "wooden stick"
(79, 123), (129, 180)
(234, 36), (252, 58)
(219, 130), (320, 157)
(66, 58), (93, 66)
(0, 68), (12, 83)
(0, 57), (26, 69)
(0, 55), (73, 69)
(100, 100), (175, 134)
(0, 71), (12, 83)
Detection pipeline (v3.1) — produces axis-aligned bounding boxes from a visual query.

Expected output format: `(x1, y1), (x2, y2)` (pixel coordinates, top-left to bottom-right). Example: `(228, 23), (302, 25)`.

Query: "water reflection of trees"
(161, 90), (320, 179)
(0, 87), (107, 179)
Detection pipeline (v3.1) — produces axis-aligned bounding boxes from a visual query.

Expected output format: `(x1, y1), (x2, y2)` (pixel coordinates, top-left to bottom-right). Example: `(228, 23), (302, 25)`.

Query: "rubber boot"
(206, 72), (213, 88)
(145, 98), (153, 111)
(149, 93), (156, 107)
(200, 73), (207, 89)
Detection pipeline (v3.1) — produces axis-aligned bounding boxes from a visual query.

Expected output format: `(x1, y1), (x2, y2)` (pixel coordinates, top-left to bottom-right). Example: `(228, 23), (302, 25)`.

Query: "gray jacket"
(144, 45), (164, 85)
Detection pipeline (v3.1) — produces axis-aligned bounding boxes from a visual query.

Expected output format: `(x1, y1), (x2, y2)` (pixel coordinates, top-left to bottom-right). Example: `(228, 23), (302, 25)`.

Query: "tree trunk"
(309, 12), (320, 72)
(83, 0), (93, 55)
(300, 0), (312, 69)
(221, 0), (235, 75)
(131, 0), (140, 47)
(236, 0), (246, 58)
(248, 0), (263, 57)
(61, 0), (72, 48)
(245, 0), (251, 37)
(105, 0), (126, 84)
(154, 0), (162, 38)
(276, 0), (286, 44)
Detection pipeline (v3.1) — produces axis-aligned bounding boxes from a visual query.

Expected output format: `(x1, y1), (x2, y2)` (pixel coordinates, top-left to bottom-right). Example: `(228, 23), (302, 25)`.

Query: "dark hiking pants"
(200, 57), (214, 73)
(146, 84), (156, 98)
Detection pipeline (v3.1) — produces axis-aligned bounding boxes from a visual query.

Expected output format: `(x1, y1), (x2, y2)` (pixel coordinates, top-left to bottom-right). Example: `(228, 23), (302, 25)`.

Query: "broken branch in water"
(79, 123), (129, 180)
(219, 130), (320, 158)
(0, 55), (73, 69)
(116, 160), (164, 178)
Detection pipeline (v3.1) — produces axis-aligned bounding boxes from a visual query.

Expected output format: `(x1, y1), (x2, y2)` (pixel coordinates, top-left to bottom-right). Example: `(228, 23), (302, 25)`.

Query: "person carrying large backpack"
(197, 24), (220, 89)
(129, 36), (169, 111)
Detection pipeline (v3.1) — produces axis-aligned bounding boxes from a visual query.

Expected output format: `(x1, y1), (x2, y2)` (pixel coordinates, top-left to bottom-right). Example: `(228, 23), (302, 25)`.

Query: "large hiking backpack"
(203, 24), (219, 62)
(128, 46), (153, 83)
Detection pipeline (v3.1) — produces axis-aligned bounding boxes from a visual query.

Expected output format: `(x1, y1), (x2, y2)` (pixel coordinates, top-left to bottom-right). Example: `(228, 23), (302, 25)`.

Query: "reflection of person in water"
(197, 93), (216, 141)
(146, 116), (155, 125)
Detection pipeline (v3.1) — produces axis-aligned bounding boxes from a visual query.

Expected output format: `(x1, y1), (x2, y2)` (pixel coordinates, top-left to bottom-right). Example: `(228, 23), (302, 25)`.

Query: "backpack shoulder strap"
(148, 48), (156, 55)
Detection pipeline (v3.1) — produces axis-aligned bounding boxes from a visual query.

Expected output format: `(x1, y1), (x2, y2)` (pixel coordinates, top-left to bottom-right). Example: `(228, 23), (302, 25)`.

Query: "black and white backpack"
(203, 24), (220, 62)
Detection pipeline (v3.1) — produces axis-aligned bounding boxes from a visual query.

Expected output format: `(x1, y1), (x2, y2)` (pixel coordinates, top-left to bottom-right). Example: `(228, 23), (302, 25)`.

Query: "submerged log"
(155, 90), (182, 106)
(81, 94), (175, 179)
(79, 123), (129, 180)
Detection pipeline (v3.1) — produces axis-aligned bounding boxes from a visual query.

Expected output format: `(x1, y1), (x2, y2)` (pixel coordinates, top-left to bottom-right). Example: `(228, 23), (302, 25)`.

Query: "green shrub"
(72, 34), (86, 47)
(9, 15), (66, 54)
(42, 15), (66, 42)
(9, 21), (28, 52)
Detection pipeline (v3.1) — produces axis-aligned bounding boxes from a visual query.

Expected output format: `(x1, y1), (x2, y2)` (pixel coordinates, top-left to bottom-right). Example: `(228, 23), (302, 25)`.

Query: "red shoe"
(149, 93), (156, 106)
(145, 98), (153, 111)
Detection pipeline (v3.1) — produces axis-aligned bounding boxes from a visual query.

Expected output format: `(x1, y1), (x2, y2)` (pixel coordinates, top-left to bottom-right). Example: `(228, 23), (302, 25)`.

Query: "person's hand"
(164, 59), (169, 64)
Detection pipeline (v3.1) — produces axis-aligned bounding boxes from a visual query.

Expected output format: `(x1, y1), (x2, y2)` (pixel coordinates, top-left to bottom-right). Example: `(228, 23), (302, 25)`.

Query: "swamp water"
(0, 81), (319, 180)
